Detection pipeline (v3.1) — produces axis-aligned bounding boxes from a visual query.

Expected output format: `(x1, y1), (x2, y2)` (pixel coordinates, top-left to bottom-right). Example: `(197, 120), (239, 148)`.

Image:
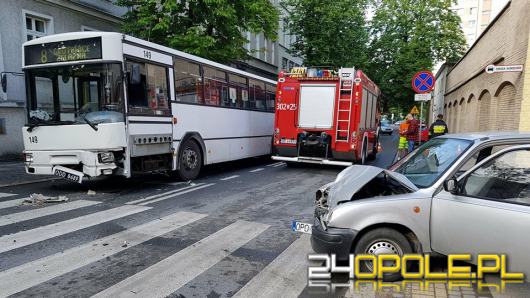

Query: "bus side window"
(203, 66), (227, 107)
(249, 80), (266, 111)
(174, 58), (203, 104)
(126, 60), (170, 116)
(266, 83), (275, 112)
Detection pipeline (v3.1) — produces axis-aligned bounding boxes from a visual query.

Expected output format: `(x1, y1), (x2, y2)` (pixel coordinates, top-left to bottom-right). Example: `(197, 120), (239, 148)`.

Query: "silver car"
(311, 132), (530, 280)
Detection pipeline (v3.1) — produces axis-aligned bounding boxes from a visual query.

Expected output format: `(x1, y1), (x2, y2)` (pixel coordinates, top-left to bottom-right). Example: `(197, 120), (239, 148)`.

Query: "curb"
(0, 177), (61, 188)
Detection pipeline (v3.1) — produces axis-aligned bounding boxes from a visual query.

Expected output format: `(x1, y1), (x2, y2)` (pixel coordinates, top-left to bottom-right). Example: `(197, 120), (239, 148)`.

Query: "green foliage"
(117, 0), (279, 63)
(281, 0), (370, 68)
(368, 0), (467, 112)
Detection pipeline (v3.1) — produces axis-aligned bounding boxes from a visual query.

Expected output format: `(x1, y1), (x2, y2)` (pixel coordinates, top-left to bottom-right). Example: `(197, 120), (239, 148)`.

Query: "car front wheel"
(354, 228), (413, 281)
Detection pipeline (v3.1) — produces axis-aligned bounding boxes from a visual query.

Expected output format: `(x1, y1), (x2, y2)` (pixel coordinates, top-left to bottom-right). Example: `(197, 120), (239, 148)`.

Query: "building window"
(468, 20), (476, 28)
(23, 11), (53, 41)
(81, 25), (99, 32)
(470, 7), (477, 15)
(0, 118), (5, 135)
(282, 58), (288, 71)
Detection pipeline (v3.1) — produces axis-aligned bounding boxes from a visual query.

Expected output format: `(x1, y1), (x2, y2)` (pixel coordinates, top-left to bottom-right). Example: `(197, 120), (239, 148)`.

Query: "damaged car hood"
(327, 165), (418, 209)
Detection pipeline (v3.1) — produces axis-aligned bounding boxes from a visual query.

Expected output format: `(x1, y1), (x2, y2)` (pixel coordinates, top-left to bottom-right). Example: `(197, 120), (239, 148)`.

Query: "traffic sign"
(412, 71), (435, 94)
(410, 106), (419, 114)
(414, 93), (431, 102)
(485, 64), (523, 74)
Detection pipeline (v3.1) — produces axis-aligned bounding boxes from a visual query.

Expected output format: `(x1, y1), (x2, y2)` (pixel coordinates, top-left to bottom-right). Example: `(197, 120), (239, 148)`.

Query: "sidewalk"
(0, 161), (57, 188)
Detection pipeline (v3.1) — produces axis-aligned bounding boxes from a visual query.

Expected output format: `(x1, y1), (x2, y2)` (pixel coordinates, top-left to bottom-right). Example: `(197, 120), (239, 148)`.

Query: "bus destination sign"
(25, 37), (102, 65)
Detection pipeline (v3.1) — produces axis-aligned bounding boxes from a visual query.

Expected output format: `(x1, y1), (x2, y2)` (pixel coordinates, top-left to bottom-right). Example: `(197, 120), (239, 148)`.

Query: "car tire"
(177, 139), (202, 181)
(354, 228), (413, 282)
(360, 142), (367, 165)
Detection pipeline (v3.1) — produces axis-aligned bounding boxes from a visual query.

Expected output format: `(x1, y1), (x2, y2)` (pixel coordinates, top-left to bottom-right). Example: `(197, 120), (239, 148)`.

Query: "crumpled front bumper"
(24, 150), (117, 177)
(310, 217), (358, 261)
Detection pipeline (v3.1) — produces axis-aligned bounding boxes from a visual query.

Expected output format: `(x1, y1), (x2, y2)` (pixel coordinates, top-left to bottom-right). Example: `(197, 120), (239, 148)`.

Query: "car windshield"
(381, 120), (390, 127)
(390, 138), (473, 188)
(26, 63), (124, 125)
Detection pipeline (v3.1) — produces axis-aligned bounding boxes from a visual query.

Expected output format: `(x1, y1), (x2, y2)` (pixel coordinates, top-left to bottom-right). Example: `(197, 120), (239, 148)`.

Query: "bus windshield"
(26, 63), (124, 126)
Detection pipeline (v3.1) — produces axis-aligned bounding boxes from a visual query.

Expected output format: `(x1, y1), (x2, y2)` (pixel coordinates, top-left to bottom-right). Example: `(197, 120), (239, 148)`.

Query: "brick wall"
(444, 0), (529, 133)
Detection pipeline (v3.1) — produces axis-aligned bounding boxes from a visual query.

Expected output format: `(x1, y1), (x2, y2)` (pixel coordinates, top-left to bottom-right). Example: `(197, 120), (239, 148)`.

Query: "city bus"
(19, 32), (276, 182)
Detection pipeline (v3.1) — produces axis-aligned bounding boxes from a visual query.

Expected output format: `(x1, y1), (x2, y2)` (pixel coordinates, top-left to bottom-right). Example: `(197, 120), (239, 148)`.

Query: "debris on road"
(24, 193), (69, 205)
(87, 190), (96, 196)
(122, 241), (128, 248)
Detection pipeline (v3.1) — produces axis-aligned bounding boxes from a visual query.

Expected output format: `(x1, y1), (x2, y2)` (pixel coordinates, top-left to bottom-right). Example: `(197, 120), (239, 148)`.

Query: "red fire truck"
(272, 67), (381, 166)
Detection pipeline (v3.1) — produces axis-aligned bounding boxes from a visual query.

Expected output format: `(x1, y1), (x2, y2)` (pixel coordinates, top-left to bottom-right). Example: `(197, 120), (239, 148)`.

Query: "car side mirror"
(1, 73), (6, 93)
(443, 178), (458, 195)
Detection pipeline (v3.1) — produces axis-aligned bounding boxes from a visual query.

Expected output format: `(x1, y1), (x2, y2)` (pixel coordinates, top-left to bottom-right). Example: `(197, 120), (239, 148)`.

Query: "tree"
(368, 0), (467, 113)
(282, 0), (370, 68)
(117, 0), (279, 63)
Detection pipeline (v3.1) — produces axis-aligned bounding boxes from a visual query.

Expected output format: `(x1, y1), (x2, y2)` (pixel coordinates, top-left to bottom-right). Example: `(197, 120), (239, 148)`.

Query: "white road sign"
(414, 93), (431, 102)
(485, 64), (523, 74)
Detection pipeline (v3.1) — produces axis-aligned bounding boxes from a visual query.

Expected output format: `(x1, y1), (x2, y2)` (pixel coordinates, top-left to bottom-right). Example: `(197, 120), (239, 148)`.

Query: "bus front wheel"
(177, 139), (202, 180)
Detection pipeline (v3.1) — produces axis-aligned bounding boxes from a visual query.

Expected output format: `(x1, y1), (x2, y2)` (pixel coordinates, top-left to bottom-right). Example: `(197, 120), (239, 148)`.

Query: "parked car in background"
(379, 120), (394, 135)
(311, 132), (530, 281)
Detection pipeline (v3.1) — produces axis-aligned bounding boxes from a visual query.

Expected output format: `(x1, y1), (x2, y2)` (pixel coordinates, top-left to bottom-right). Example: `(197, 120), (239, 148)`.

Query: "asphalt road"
(3, 132), (525, 297)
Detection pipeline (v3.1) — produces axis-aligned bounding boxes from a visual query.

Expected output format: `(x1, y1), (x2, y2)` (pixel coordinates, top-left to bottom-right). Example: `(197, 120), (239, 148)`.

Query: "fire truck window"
(174, 59), (203, 104)
(228, 73), (248, 109)
(126, 61), (170, 116)
(367, 93), (374, 128)
(266, 83), (276, 112)
(249, 79), (266, 111)
(204, 67), (227, 106)
(371, 94), (378, 127)
(360, 88), (368, 129)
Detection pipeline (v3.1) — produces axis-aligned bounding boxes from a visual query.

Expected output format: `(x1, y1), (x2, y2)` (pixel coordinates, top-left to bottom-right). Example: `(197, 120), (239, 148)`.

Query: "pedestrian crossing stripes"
(0, 211), (206, 297)
(267, 162), (284, 167)
(250, 168), (265, 172)
(232, 234), (313, 298)
(220, 175), (239, 181)
(0, 200), (101, 227)
(92, 220), (269, 298)
(0, 192), (16, 199)
(136, 183), (215, 206)
(127, 183), (209, 205)
(0, 205), (150, 254)
(0, 197), (27, 210)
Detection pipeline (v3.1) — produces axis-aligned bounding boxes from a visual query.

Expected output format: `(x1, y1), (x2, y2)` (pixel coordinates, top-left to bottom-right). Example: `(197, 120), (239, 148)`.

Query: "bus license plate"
(53, 167), (83, 183)
(291, 221), (312, 234)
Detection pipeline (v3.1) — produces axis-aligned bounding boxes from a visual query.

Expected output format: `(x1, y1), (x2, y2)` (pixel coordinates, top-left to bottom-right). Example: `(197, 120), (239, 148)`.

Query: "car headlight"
(24, 153), (33, 163)
(98, 152), (115, 163)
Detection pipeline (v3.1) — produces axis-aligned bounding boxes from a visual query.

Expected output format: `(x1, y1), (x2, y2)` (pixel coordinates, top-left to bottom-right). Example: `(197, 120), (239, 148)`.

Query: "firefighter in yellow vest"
(429, 114), (448, 139)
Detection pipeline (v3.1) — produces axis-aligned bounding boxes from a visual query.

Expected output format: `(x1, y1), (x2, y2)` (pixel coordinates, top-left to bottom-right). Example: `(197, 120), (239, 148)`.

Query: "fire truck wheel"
(367, 140), (377, 161)
(361, 142), (367, 165)
(177, 139), (202, 180)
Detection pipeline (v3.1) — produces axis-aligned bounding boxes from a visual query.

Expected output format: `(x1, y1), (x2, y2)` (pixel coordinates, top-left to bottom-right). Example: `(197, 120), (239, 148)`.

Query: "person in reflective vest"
(429, 114), (449, 139)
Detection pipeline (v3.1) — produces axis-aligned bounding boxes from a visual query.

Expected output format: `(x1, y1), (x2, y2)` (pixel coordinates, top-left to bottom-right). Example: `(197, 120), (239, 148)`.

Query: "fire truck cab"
(272, 67), (381, 166)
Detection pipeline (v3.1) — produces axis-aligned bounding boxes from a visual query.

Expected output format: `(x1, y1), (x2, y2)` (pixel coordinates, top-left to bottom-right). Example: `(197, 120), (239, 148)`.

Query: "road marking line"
(250, 168), (264, 173)
(0, 200), (101, 227)
(273, 162), (286, 167)
(0, 205), (150, 254)
(92, 220), (269, 298)
(127, 183), (204, 205)
(232, 234), (313, 298)
(138, 183), (215, 206)
(267, 162), (283, 167)
(0, 198), (28, 210)
(0, 193), (16, 199)
(220, 175), (239, 181)
(0, 211), (206, 297)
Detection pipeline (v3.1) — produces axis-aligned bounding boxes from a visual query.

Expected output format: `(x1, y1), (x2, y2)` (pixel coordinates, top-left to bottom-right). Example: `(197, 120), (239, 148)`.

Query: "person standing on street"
(429, 114), (449, 139)
(405, 114), (420, 152)
(397, 116), (410, 160)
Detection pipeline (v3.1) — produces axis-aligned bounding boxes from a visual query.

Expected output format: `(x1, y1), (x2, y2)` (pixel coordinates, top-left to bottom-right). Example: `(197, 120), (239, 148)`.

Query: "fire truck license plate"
(291, 221), (312, 234)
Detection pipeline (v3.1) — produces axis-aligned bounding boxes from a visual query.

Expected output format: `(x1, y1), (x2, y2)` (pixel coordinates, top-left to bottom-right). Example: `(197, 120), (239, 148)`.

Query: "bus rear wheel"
(177, 139), (202, 180)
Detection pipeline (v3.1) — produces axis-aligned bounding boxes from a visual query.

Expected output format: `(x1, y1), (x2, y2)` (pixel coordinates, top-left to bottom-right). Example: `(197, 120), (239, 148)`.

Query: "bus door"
(122, 43), (175, 174)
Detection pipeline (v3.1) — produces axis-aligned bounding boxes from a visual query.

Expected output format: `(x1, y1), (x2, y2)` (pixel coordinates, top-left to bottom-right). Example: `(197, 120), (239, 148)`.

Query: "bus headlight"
(24, 153), (33, 163)
(98, 152), (115, 163)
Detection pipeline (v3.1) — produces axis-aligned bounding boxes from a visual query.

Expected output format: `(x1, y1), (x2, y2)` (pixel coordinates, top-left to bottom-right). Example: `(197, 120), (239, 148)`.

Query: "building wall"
(0, 0), (124, 157)
(444, 0), (529, 133)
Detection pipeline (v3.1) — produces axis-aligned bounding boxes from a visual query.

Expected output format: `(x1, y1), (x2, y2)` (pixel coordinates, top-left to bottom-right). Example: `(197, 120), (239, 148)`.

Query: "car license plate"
(291, 221), (312, 234)
(53, 166), (83, 183)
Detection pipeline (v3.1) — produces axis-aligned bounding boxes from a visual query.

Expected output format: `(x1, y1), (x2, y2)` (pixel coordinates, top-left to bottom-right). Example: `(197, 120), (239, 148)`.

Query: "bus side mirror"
(1, 73), (6, 93)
